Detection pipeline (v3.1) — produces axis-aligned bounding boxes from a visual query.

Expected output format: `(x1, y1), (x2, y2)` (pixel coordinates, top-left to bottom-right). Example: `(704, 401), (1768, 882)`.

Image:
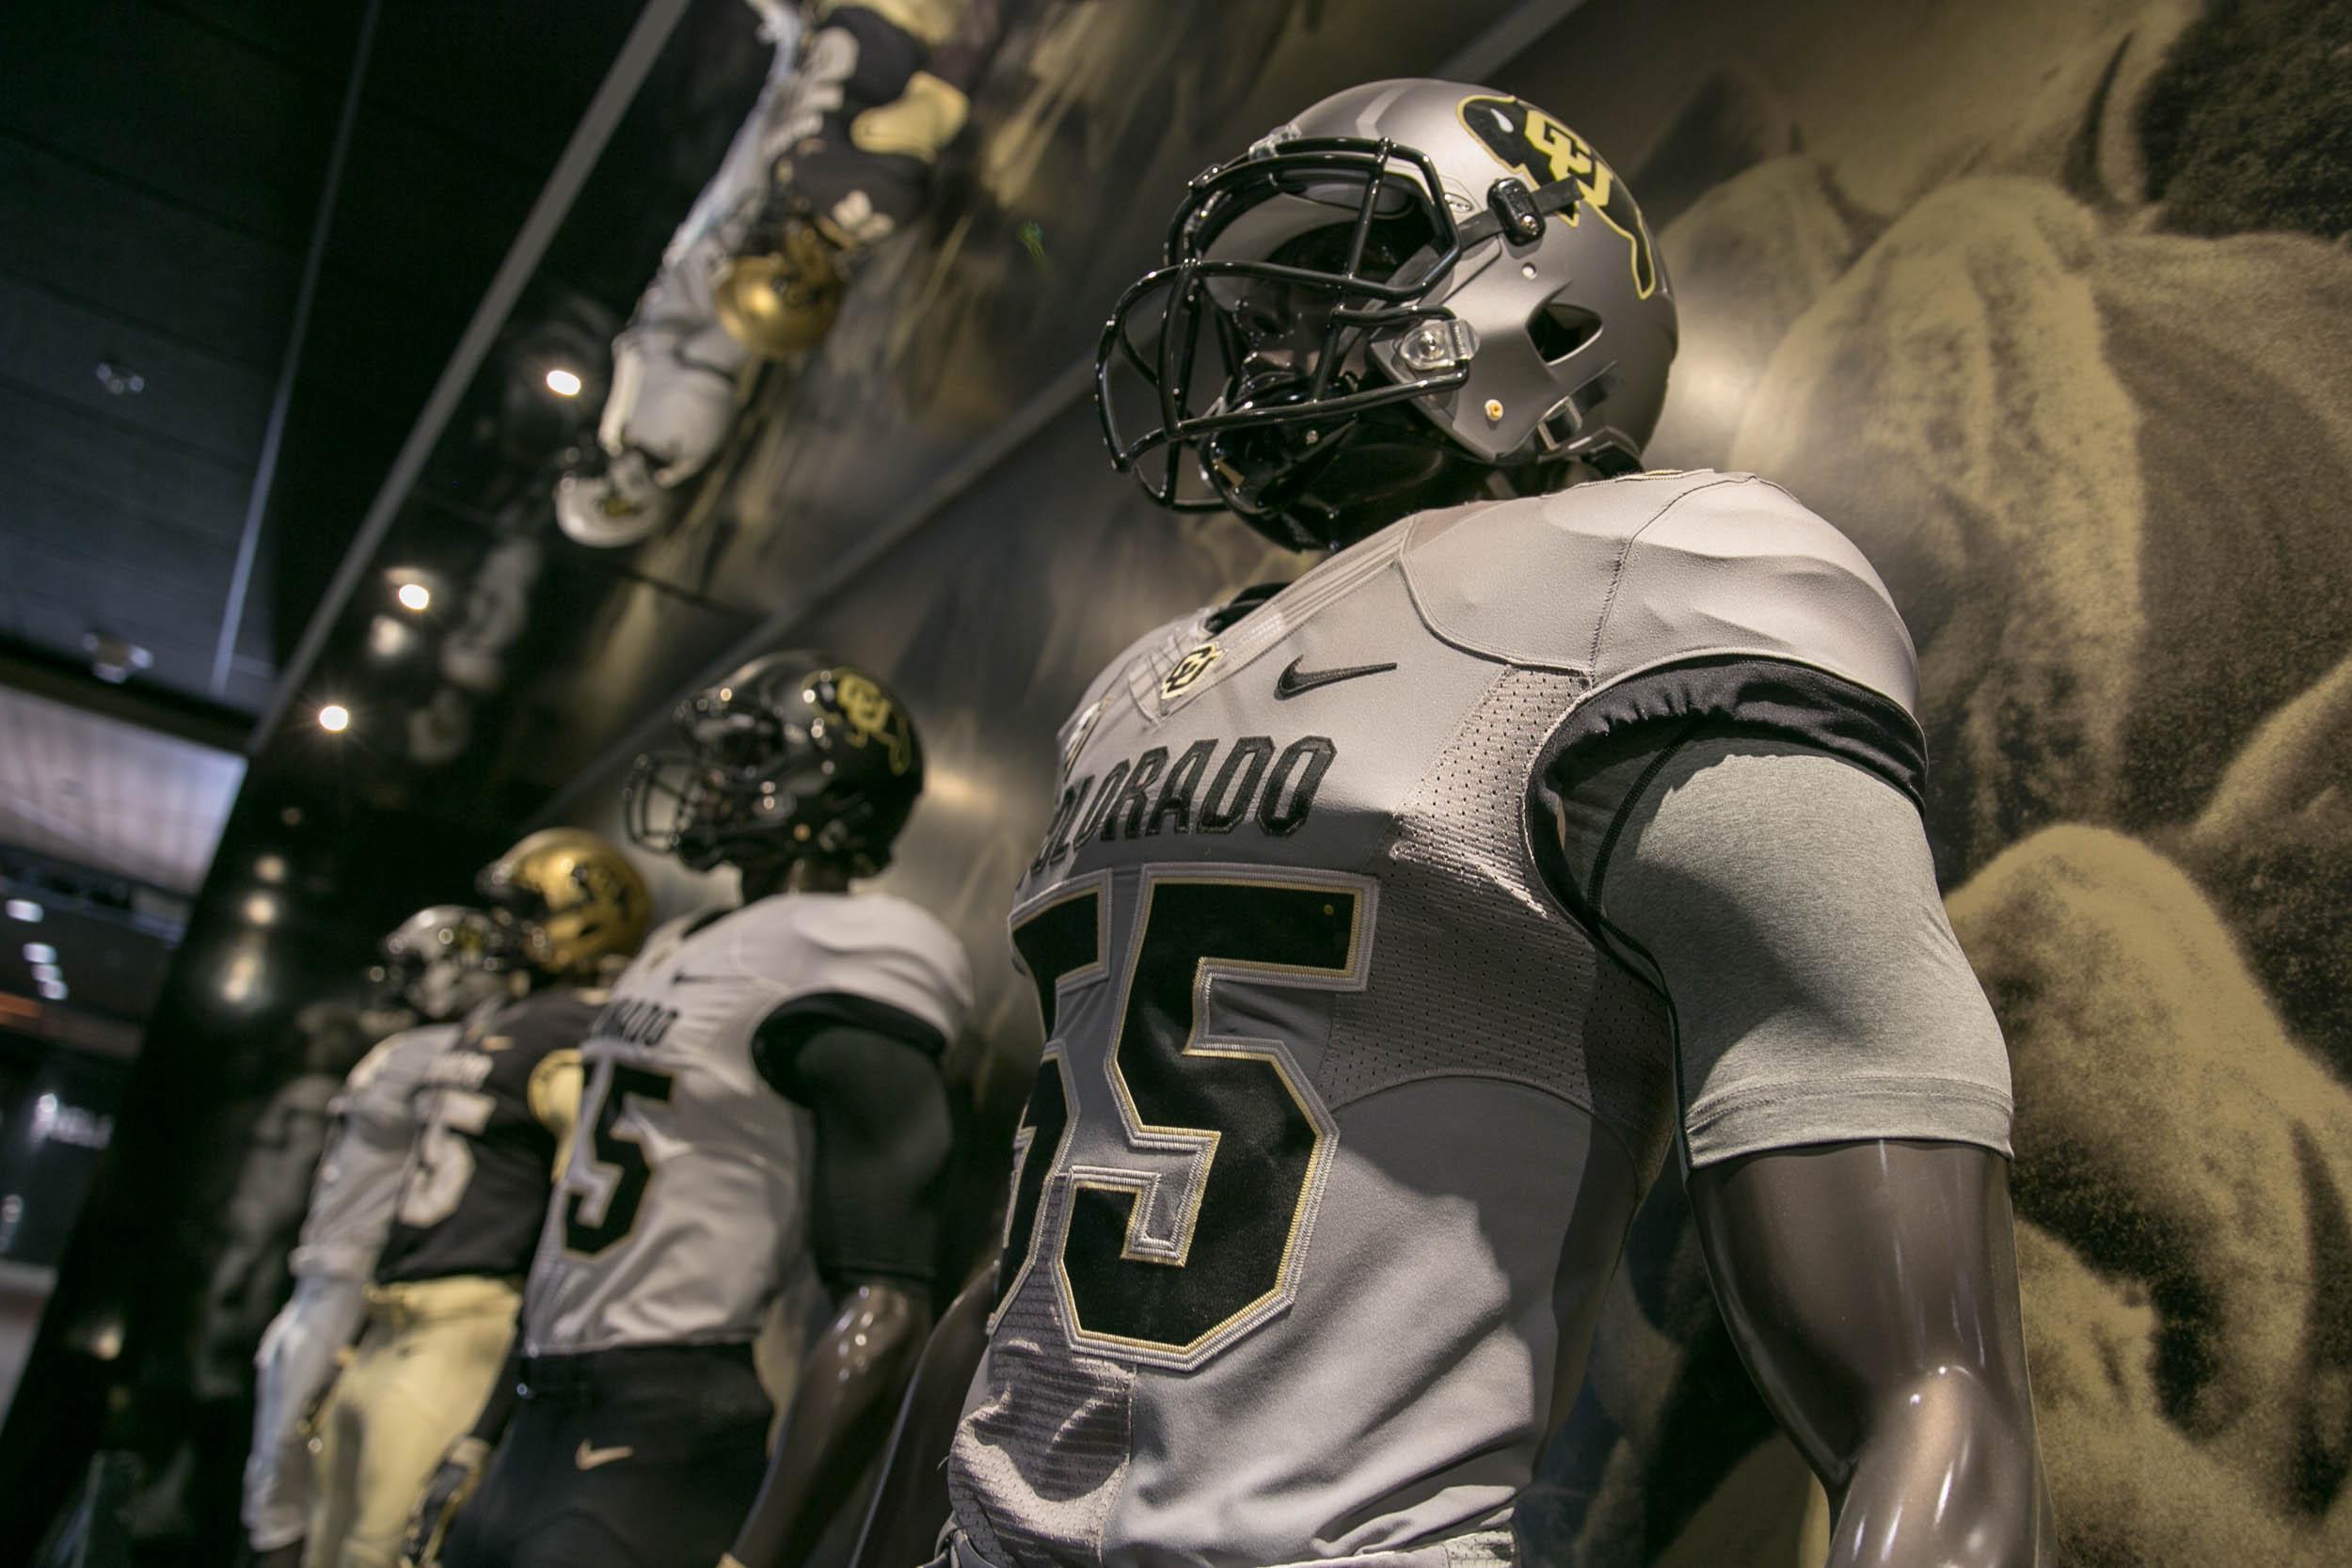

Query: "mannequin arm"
(1690, 1139), (2055, 1566)
(726, 1282), (931, 1568)
(731, 1009), (955, 1568)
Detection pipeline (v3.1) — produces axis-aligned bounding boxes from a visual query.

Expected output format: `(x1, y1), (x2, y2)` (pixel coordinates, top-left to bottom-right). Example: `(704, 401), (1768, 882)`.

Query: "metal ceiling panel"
(0, 686), (244, 895)
(0, 140), (297, 372)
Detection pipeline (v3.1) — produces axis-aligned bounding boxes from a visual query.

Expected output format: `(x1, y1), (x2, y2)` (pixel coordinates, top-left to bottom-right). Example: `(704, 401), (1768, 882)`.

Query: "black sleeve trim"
(1529, 658), (1927, 940)
(1543, 657), (1927, 809)
(756, 1020), (952, 1295)
(752, 991), (946, 1098)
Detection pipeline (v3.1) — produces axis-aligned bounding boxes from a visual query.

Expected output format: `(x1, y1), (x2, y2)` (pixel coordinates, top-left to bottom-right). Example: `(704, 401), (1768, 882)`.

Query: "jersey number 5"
(397, 1087), (493, 1227)
(562, 1061), (675, 1256)
(1002, 870), (1370, 1369)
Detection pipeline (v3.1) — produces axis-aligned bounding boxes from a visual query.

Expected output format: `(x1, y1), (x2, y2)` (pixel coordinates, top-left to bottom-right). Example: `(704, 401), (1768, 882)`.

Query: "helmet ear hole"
(1529, 299), (1602, 364)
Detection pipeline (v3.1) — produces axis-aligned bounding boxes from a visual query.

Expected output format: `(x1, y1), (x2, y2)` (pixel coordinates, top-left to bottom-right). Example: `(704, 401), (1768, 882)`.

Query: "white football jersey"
(521, 892), (973, 1355)
(288, 1023), (456, 1279)
(948, 472), (1928, 1568)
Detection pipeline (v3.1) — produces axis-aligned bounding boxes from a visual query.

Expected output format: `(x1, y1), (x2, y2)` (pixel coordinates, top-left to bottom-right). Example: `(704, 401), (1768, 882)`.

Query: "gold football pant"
(304, 1275), (520, 1568)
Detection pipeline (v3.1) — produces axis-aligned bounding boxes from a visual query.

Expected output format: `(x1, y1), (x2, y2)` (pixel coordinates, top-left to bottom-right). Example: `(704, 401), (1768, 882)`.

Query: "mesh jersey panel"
(1319, 665), (1674, 1171)
(948, 1284), (1136, 1568)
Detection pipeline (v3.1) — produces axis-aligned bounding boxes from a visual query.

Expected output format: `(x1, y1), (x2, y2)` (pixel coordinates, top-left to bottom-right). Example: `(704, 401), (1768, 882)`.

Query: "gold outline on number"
(1053, 863), (1375, 1369)
(993, 873), (1110, 1334)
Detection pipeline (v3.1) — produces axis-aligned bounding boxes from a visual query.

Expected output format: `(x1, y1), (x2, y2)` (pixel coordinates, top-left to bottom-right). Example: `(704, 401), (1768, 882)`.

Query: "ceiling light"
(84, 630), (152, 685)
(254, 854), (287, 884)
(4, 899), (40, 923)
(318, 703), (350, 733)
(544, 367), (583, 398)
(244, 894), (279, 927)
(23, 943), (56, 965)
(220, 947), (263, 1005)
(38, 979), (67, 1002)
(396, 581), (432, 612)
(367, 614), (416, 661)
(32, 963), (61, 983)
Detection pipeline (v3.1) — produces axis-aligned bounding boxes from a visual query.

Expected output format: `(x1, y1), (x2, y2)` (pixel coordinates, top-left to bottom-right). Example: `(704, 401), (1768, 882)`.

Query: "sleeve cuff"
(1684, 1073), (2014, 1167)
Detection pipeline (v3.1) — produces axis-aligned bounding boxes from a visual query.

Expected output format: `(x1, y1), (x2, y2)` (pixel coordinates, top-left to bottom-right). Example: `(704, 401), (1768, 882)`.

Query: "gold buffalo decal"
(826, 670), (916, 775)
(1456, 94), (1659, 300)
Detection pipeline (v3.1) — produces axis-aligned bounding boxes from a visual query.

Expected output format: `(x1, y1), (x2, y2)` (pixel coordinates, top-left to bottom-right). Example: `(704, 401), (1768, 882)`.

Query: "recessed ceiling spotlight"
(32, 962), (61, 983)
(220, 946), (263, 1006)
(254, 854), (287, 884)
(95, 361), (146, 396)
(545, 367), (583, 398)
(4, 899), (40, 923)
(38, 978), (67, 1002)
(23, 943), (56, 965)
(396, 581), (432, 612)
(244, 894), (279, 927)
(83, 631), (151, 685)
(318, 703), (351, 733)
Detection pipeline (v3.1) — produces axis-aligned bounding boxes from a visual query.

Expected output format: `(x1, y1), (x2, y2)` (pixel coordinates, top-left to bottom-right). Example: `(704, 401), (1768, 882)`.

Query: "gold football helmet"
(476, 829), (650, 981)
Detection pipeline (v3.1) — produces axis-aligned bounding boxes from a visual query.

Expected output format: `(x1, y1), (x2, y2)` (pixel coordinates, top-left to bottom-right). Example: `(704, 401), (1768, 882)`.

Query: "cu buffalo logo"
(1160, 641), (1223, 700)
(820, 670), (916, 775)
(1456, 95), (1660, 301)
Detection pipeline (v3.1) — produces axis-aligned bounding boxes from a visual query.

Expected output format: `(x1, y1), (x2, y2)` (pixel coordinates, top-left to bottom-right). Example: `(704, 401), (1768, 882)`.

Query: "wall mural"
(560, 0), (2350, 1562)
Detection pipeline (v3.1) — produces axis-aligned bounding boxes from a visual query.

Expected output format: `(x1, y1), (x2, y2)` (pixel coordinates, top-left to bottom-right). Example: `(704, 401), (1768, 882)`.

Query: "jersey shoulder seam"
(1588, 472), (1762, 674)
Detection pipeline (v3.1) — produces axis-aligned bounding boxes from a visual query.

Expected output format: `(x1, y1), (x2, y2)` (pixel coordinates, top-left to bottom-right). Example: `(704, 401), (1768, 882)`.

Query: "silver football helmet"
(377, 905), (515, 1022)
(1098, 78), (1677, 547)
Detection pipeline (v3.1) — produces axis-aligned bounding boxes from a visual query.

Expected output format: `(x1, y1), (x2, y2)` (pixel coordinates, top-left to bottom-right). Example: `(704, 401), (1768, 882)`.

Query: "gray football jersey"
(288, 1023), (456, 1280)
(522, 892), (974, 1356)
(947, 471), (1920, 1568)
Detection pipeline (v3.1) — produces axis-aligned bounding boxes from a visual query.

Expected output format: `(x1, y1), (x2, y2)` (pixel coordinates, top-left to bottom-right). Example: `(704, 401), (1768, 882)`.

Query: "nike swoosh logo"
(575, 1440), (634, 1470)
(1274, 657), (1397, 700)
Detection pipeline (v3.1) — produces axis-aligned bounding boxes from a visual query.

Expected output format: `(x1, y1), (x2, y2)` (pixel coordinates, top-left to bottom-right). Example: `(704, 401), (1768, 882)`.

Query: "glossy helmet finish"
(377, 905), (515, 1022)
(625, 650), (923, 880)
(1097, 78), (1677, 548)
(475, 829), (650, 982)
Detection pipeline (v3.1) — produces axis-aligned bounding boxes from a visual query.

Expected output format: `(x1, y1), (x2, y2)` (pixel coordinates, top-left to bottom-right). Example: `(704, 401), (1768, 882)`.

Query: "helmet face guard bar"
(1097, 135), (1594, 521)
(623, 741), (787, 874)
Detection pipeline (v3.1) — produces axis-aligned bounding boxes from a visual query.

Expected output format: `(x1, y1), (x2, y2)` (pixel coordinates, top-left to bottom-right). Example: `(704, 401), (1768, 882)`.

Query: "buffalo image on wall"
(1493, 1), (2352, 1563)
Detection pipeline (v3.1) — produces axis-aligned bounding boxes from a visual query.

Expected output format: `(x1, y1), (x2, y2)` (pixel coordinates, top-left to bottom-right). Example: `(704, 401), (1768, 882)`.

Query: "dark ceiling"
(0, 0), (648, 719)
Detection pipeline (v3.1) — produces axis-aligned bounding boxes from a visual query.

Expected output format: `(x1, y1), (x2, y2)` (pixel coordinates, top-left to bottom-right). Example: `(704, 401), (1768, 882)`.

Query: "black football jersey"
(374, 987), (597, 1286)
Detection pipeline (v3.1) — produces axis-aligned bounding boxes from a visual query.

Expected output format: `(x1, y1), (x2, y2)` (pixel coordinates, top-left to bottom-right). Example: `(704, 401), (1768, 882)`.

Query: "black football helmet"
(1097, 78), (1677, 549)
(625, 651), (924, 879)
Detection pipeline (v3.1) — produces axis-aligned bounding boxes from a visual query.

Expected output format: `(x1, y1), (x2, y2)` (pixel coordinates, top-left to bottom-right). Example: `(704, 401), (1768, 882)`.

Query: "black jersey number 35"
(1003, 871), (1369, 1368)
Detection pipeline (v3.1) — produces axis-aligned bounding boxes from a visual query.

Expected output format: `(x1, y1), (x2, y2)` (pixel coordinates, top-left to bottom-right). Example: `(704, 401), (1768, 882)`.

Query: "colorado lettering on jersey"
(1030, 734), (1335, 875)
(423, 1052), (495, 1090)
(588, 996), (679, 1051)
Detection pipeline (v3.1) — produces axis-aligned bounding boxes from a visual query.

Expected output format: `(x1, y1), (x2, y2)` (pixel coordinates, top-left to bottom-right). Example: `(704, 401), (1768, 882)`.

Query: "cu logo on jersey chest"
(1160, 641), (1221, 700)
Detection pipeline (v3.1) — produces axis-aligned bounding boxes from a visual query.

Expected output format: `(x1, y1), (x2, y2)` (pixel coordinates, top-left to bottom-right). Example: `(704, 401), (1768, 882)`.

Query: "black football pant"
(442, 1343), (771, 1568)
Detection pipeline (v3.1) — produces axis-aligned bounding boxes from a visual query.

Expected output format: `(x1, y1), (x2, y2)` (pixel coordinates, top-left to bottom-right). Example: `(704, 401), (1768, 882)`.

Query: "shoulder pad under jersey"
(1401, 469), (1918, 713)
(1058, 606), (1216, 743)
(733, 893), (975, 1046)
